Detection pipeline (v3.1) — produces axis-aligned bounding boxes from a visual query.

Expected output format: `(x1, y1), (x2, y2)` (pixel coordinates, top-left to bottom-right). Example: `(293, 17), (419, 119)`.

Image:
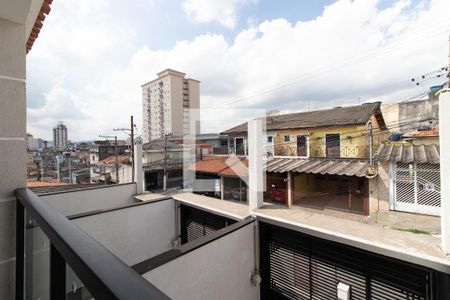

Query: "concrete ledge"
(172, 193), (250, 221)
(253, 207), (450, 273)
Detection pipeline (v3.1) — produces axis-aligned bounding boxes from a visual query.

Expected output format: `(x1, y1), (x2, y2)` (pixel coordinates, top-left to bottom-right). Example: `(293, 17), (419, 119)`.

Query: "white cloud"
(27, 0), (450, 139)
(182, 0), (257, 29)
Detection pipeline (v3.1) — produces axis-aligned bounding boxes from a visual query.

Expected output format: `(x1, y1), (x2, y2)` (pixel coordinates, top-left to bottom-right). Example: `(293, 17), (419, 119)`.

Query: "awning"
(265, 158), (371, 178)
(376, 144), (440, 164)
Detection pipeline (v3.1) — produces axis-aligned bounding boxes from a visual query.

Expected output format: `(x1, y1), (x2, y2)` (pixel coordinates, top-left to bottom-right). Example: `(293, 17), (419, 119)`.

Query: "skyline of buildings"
(141, 69), (200, 143)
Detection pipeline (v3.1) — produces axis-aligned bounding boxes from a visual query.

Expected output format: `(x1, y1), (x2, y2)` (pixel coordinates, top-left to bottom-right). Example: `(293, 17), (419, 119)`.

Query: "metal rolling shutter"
(260, 222), (433, 300)
(180, 204), (237, 244)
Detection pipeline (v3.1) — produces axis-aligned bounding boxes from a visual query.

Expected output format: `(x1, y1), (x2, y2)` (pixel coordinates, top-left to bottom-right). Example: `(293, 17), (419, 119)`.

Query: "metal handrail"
(15, 188), (170, 300)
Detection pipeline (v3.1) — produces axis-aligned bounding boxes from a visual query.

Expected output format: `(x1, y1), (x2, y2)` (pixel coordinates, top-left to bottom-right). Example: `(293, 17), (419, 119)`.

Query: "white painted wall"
(143, 223), (259, 300)
(249, 119), (264, 209)
(0, 1), (35, 297)
(439, 92), (450, 254)
(40, 183), (137, 216)
(73, 199), (177, 266)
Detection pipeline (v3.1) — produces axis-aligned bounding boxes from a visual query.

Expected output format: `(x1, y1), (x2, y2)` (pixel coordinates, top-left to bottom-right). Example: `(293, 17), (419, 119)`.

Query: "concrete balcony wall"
(143, 222), (259, 300)
(0, 2), (31, 297)
(72, 199), (177, 266)
(39, 183), (137, 216)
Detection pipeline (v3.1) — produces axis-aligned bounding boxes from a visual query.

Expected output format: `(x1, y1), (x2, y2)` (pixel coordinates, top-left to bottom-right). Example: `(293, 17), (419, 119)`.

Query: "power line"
(204, 20), (450, 109)
(266, 116), (438, 151)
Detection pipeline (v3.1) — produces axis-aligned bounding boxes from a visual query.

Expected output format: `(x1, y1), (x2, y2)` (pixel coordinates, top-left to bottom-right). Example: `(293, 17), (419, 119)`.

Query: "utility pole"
(113, 115), (136, 183)
(163, 133), (168, 191)
(114, 136), (118, 184)
(68, 155), (72, 183)
(131, 116), (135, 182)
(368, 121), (373, 167)
(99, 135), (119, 184)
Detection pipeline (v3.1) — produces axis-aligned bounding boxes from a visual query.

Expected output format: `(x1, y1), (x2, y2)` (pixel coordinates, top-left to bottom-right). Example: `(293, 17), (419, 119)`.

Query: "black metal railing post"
(15, 201), (25, 300)
(15, 188), (170, 300)
(50, 244), (66, 300)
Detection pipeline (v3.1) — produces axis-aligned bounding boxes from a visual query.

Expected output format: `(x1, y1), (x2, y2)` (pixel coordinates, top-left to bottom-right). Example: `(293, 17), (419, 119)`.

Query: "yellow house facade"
(273, 114), (386, 159)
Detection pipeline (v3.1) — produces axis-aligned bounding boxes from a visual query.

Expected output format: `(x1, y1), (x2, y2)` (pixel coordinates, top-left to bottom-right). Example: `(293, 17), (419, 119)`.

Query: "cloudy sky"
(27, 0), (450, 141)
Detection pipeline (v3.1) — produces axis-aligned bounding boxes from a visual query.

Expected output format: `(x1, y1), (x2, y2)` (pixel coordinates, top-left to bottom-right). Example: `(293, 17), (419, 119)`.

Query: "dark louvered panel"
(260, 222), (433, 300)
(371, 279), (424, 300)
(186, 219), (204, 243)
(180, 204), (236, 244)
(310, 258), (366, 300)
(269, 241), (310, 300)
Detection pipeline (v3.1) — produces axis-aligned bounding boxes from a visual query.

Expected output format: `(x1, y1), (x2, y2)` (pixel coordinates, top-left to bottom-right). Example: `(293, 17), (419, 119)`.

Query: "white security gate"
(392, 162), (441, 216)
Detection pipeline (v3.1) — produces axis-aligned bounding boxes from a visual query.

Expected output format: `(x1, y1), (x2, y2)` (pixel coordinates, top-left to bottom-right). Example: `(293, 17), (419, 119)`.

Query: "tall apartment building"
(53, 121), (68, 150)
(26, 133), (34, 151)
(141, 69), (200, 142)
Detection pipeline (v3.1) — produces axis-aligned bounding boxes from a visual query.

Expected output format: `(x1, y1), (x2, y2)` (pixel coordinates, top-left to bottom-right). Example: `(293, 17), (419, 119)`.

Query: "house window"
(325, 133), (341, 157)
(296, 135), (307, 157)
(267, 136), (273, 143)
(284, 135), (290, 142)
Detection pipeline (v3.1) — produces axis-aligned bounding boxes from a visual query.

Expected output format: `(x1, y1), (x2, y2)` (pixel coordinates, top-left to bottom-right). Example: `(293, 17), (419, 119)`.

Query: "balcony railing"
(15, 188), (170, 300)
(274, 145), (370, 158)
(212, 146), (247, 156)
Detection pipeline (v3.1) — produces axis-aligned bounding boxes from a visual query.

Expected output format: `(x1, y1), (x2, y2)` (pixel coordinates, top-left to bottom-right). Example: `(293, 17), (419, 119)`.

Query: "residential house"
(142, 139), (189, 190)
(374, 96), (441, 217)
(89, 141), (129, 183)
(90, 155), (132, 184)
(188, 156), (248, 202)
(376, 126), (440, 216)
(71, 168), (91, 184)
(220, 103), (386, 215)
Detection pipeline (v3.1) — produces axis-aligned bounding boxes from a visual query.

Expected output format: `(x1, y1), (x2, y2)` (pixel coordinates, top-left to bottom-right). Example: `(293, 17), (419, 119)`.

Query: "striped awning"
(265, 158), (371, 178)
(376, 144), (440, 164)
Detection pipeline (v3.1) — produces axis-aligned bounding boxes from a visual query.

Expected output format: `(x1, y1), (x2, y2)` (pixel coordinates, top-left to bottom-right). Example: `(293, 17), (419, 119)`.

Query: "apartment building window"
(268, 136), (273, 143)
(284, 135), (290, 142)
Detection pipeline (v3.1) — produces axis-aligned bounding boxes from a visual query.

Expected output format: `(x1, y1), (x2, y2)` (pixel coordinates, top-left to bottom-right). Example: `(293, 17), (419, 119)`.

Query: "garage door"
(393, 162), (441, 216)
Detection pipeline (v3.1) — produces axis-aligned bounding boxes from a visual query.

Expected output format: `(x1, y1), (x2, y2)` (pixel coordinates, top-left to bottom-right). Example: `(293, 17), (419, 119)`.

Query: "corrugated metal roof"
(265, 158), (371, 177)
(29, 183), (104, 195)
(376, 144), (440, 164)
(222, 102), (384, 134)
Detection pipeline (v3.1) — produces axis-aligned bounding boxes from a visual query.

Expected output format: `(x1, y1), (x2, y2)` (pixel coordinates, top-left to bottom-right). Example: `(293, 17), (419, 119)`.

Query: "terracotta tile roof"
(27, 0), (53, 53)
(27, 181), (69, 187)
(403, 127), (439, 138)
(98, 155), (130, 166)
(222, 102), (385, 134)
(188, 156), (249, 177)
(220, 159), (248, 177)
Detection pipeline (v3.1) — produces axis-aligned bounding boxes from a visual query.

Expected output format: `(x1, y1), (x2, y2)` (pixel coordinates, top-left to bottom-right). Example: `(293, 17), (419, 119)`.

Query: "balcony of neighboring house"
(214, 137), (247, 156)
(274, 133), (372, 159)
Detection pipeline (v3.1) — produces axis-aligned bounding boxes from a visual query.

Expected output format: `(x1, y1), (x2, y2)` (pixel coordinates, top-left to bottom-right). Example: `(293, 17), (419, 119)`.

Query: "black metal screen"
(180, 204), (237, 244)
(260, 222), (434, 300)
